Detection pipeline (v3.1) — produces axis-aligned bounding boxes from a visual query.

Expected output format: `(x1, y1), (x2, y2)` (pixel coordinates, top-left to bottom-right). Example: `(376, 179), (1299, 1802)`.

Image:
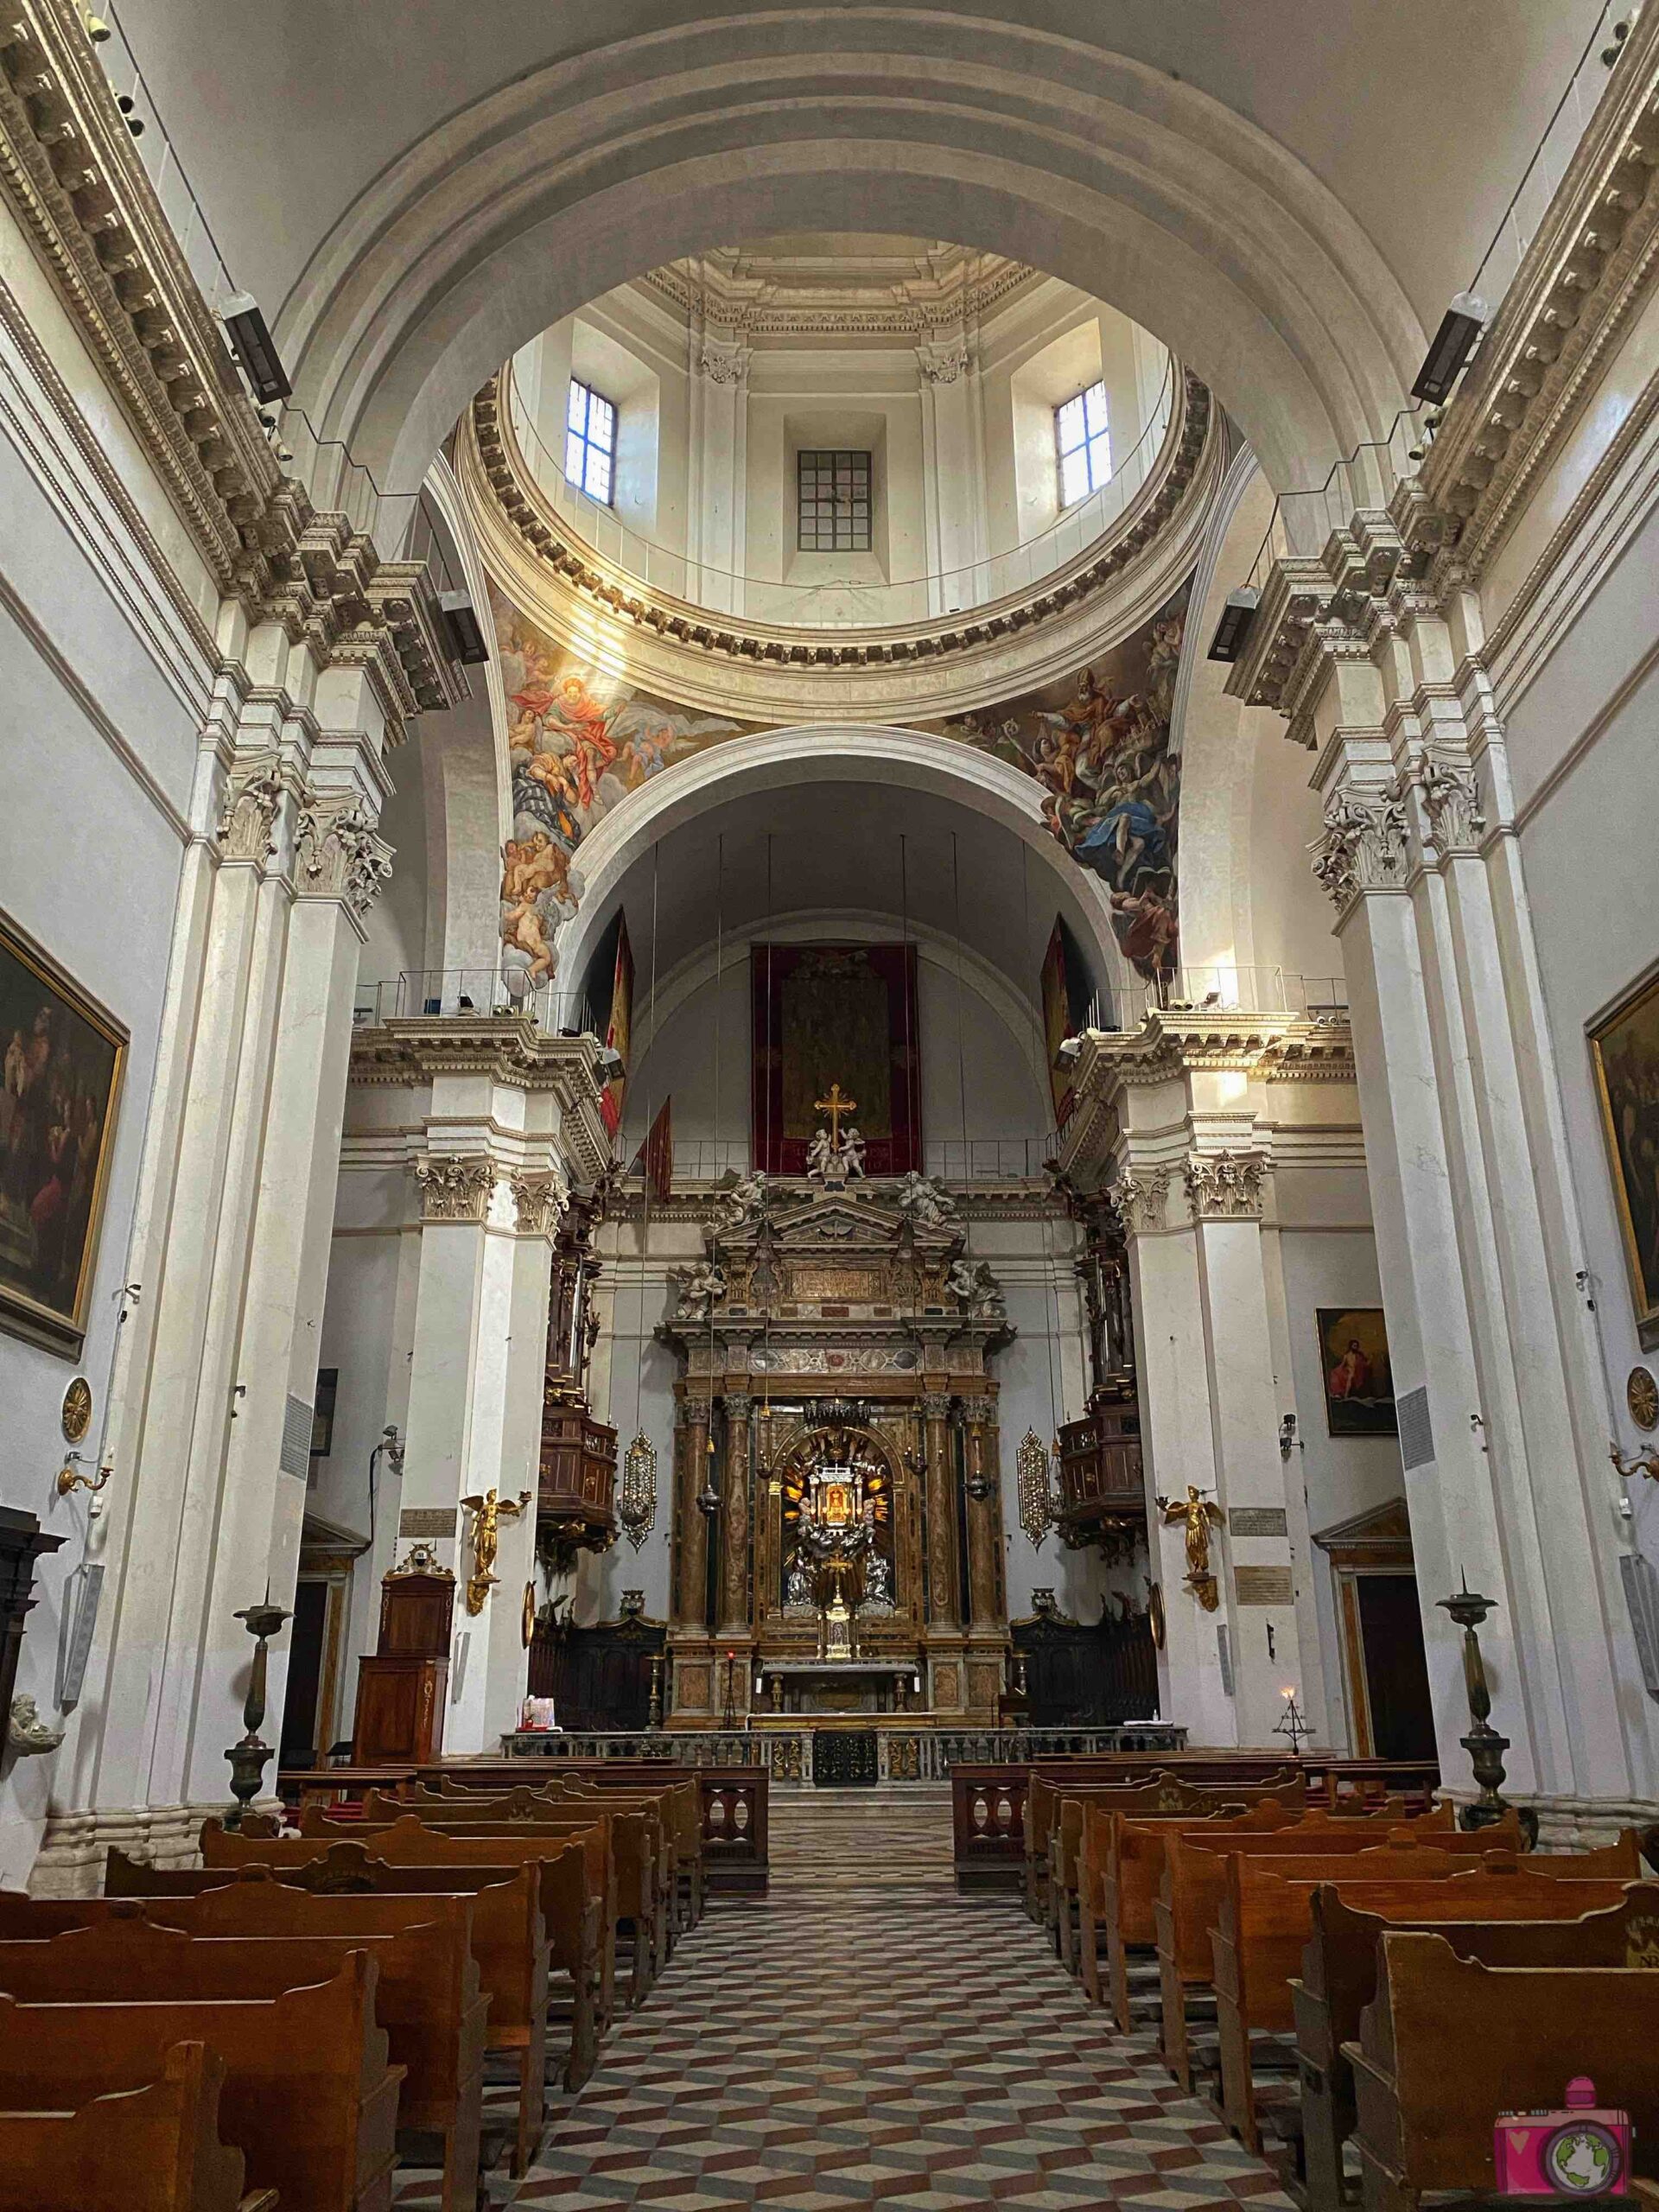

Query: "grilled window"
(798, 448), (873, 552)
(566, 378), (616, 505)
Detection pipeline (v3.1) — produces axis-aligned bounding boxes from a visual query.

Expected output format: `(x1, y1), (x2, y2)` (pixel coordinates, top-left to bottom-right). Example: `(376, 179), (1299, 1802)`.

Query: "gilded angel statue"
(1158, 1484), (1224, 1611)
(460, 1485), (531, 1614)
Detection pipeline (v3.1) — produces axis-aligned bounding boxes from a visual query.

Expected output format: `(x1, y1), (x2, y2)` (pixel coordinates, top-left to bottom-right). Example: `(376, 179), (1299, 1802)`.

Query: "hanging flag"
(599, 913), (634, 1135)
(630, 1096), (673, 1205)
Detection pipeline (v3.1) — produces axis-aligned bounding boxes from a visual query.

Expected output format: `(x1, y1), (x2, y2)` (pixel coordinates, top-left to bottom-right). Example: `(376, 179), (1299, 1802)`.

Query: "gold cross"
(813, 1082), (857, 1147)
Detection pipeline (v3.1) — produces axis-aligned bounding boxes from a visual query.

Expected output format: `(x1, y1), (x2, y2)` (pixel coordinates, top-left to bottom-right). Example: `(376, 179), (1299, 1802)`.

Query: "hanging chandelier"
(619, 1432), (658, 1550)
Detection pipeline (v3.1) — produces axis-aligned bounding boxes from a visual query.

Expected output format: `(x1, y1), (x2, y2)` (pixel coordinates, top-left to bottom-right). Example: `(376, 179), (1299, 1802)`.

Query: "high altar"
(658, 1172), (1017, 1727)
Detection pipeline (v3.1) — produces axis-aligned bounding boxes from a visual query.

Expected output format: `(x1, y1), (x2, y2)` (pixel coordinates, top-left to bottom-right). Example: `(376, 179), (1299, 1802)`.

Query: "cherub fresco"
(493, 592), (751, 988)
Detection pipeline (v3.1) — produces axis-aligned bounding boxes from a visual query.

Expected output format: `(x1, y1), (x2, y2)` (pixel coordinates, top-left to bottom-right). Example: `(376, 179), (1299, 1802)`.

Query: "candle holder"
(721, 1649), (738, 1732)
(646, 1654), (664, 1732)
(224, 1597), (291, 1829)
(1273, 1690), (1311, 1758)
(1437, 1580), (1537, 1845)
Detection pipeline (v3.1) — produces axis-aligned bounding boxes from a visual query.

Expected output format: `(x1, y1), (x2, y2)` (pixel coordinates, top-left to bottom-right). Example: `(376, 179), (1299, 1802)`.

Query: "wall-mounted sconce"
(55, 1452), (112, 1515)
(1278, 1413), (1299, 1461)
(1611, 1440), (1659, 1484)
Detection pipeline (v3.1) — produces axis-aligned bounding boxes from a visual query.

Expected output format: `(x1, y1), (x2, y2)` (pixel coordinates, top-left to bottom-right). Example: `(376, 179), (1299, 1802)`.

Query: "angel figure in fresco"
(1158, 1485), (1224, 1611)
(500, 834), (576, 986)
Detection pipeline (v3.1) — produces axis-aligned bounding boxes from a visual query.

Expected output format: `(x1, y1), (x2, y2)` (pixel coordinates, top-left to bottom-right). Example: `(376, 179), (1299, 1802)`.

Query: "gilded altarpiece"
(656, 1181), (1014, 1725)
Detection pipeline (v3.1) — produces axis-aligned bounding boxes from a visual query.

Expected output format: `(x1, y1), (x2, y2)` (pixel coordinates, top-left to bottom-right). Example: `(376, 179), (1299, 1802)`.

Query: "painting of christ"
(752, 944), (920, 1176)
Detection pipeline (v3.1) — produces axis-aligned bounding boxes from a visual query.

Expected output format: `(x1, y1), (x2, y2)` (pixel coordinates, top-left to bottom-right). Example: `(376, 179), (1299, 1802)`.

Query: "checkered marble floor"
(400, 1788), (1296, 2211)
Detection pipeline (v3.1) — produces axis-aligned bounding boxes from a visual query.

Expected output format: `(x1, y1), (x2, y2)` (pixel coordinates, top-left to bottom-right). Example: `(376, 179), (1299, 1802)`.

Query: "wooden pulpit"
(351, 1552), (453, 1764)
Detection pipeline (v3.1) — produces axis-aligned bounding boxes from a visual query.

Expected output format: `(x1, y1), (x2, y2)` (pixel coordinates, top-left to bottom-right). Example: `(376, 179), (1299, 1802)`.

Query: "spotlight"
(1056, 1035), (1083, 1068)
(1207, 586), (1260, 663)
(437, 590), (490, 666)
(85, 14), (111, 41)
(116, 92), (143, 137)
(596, 1044), (626, 1081)
(1411, 290), (1487, 405)
(221, 291), (291, 405)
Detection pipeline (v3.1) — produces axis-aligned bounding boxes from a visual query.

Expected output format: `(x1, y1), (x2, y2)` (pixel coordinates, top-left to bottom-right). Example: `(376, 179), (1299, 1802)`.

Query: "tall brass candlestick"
(225, 1598), (292, 1829)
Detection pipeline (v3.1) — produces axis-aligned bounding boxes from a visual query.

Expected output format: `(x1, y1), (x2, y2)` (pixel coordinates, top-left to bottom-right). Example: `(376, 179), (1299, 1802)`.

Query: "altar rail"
(950, 1751), (1442, 1890)
(495, 1721), (1188, 1783)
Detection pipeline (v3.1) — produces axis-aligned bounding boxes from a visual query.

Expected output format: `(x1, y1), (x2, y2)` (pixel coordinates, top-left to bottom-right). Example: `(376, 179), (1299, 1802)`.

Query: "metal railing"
(503, 353), (1178, 629)
(353, 969), (596, 1035)
(1079, 967), (1351, 1033)
(616, 1136), (1058, 1185)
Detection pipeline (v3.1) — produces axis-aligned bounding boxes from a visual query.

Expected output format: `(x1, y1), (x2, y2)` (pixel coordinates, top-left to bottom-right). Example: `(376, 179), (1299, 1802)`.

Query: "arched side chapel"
(0, 1), (1653, 1910)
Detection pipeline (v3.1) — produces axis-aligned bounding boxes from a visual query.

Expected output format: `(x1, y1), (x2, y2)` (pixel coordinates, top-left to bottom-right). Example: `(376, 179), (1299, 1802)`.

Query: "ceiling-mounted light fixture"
(437, 590), (491, 665)
(221, 292), (291, 404)
(1411, 291), (1488, 405)
(1207, 586), (1261, 664)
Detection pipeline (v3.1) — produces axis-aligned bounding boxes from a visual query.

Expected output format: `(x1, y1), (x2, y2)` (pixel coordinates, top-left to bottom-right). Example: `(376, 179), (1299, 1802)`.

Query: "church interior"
(2, 3), (1659, 2205)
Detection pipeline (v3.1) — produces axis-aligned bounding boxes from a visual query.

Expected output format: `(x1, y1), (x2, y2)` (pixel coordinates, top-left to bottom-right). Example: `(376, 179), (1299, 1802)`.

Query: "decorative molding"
(215, 754), (286, 863)
(507, 1171), (564, 1236)
(413, 1154), (497, 1223)
(696, 343), (747, 386)
(470, 368), (1211, 671)
(294, 789), (395, 914)
(1184, 1150), (1266, 1222)
(1114, 1167), (1171, 1237)
(918, 342), (971, 386)
(1414, 12), (1659, 583)
(1309, 787), (1409, 912)
(0, 3), (466, 741)
(645, 247), (1036, 340)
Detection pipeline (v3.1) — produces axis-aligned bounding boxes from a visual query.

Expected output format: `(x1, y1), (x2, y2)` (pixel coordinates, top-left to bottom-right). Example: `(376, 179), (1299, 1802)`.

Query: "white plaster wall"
(0, 197), (219, 1881)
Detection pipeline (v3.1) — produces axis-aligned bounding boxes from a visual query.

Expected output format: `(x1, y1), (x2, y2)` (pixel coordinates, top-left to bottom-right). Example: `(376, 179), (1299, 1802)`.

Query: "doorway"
(279, 1579), (329, 1769)
(1352, 1571), (1436, 1759)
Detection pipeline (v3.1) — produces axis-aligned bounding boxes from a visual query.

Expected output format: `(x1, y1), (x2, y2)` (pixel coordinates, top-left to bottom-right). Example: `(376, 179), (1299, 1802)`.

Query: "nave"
(469, 1792), (1290, 2212)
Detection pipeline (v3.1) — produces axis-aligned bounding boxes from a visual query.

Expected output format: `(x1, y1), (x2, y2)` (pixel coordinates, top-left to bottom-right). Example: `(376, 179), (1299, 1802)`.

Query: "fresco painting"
(493, 576), (1192, 992)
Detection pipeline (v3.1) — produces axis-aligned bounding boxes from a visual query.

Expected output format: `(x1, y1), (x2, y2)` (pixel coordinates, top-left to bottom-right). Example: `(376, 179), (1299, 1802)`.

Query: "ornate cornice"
(0, 2), (467, 738)
(1184, 1150), (1266, 1223)
(468, 366), (1211, 673)
(643, 249), (1036, 340)
(412, 1153), (497, 1223)
(1413, 14), (1659, 584)
(349, 1017), (613, 1191)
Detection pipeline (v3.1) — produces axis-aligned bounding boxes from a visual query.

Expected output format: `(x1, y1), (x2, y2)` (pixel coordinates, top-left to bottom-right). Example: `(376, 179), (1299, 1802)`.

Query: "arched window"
(1055, 380), (1111, 507)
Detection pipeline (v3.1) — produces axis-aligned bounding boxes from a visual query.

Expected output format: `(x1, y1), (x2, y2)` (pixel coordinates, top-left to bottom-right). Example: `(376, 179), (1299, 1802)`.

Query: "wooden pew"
(1033, 1769), (1305, 1936)
(0, 1891), (487, 2212)
(341, 1798), (635, 2017)
(1211, 1834), (1644, 2152)
(0, 1950), (401, 2212)
(1294, 1877), (1657, 2210)
(1349, 1933), (1659, 2209)
(1155, 1824), (1516, 2089)
(0, 2039), (276, 2212)
(375, 1787), (668, 1999)
(1099, 1802), (1440, 2032)
(124, 1847), (567, 2175)
(455, 1776), (705, 1933)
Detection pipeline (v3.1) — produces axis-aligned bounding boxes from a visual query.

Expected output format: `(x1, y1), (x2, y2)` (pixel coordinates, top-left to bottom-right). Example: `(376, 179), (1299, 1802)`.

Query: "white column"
(917, 334), (977, 615)
(687, 331), (748, 616)
(1298, 575), (1645, 1815)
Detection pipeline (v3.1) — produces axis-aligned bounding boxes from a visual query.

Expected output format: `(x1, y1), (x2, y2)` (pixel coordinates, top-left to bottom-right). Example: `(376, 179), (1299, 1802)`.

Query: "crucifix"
(814, 1082), (857, 1147)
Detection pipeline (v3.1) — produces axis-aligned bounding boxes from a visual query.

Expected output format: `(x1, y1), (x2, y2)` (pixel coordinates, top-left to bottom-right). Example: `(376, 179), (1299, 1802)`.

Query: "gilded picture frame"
(1315, 1306), (1398, 1437)
(1589, 967), (1659, 1341)
(0, 908), (126, 1357)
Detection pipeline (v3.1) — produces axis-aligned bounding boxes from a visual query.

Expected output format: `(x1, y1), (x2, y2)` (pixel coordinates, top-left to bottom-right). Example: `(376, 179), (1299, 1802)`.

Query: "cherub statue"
(459, 1485), (531, 1615)
(804, 1126), (836, 1181)
(1158, 1484), (1224, 1611)
(718, 1168), (770, 1230)
(838, 1122), (867, 1179)
(894, 1170), (957, 1228)
(945, 1256), (1006, 1318)
(671, 1257), (728, 1319)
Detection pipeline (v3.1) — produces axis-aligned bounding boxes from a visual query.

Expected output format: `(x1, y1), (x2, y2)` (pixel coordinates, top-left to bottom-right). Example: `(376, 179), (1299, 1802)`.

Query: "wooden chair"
(1349, 1932), (1659, 2210)
(0, 1950), (402, 2212)
(0, 1892), (487, 2212)
(0, 2039), (276, 2212)
(1294, 1878), (1657, 2210)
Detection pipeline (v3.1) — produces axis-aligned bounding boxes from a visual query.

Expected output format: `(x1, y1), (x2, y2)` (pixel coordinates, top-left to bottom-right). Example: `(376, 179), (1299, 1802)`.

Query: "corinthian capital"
(1184, 1150), (1266, 1223)
(1416, 753), (1487, 855)
(216, 755), (286, 862)
(295, 789), (395, 915)
(1113, 1167), (1171, 1238)
(507, 1173), (565, 1236)
(1308, 787), (1408, 912)
(413, 1154), (497, 1223)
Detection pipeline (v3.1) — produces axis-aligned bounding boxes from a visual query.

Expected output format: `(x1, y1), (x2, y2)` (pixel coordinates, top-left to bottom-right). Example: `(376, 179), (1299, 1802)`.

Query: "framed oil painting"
(1591, 969), (1659, 1339)
(0, 910), (126, 1357)
(1316, 1306), (1398, 1437)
